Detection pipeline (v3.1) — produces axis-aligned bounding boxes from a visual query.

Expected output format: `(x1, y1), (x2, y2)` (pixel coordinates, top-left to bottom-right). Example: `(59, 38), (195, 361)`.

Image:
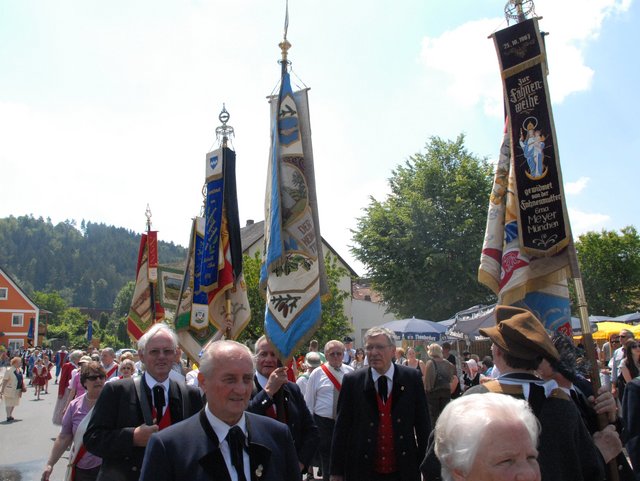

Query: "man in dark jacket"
(330, 326), (430, 481)
(84, 324), (202, 481)
(248, 336), (319, 474)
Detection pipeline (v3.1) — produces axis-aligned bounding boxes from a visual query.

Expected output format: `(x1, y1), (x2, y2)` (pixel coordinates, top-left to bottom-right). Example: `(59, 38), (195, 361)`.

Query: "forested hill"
(0, 215), (187, 308)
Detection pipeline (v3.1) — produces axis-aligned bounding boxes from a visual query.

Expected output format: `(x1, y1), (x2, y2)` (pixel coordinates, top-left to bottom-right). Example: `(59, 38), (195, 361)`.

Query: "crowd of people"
(2, 307), (640, 480)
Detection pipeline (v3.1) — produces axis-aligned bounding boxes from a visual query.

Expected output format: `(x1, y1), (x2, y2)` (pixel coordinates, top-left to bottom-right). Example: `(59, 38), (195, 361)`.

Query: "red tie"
(266, 404), (277, 419)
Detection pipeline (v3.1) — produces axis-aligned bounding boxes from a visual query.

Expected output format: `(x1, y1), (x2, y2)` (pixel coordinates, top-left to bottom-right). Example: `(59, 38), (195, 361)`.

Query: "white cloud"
(568, 208), (610, 234)
(419, 0), (632, 115)
(565, 176), (590, 194)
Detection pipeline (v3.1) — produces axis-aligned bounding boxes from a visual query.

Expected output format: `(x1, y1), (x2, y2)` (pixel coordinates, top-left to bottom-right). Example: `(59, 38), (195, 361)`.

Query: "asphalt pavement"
(0, 374), (66, 481)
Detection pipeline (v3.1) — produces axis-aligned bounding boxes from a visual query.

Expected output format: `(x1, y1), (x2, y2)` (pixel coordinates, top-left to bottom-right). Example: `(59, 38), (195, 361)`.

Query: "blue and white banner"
(261, 70), (326, 359)
(199, 148), (225, 292)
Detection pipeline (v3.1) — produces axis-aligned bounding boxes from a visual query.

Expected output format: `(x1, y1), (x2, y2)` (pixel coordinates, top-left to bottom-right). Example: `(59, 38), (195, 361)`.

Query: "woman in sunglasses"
(42, 361), (106, 481)
(618, 338), (640, 403)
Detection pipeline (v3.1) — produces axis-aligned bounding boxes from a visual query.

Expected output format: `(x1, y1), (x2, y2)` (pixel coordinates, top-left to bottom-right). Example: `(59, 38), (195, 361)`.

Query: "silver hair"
(101, 347), (115, 357)
(200, 340), (253, 378)
(69, 350), (84, 363)
(435, 393), (540, 481)
(254, 335), (268, 355)
(324, 340), (345, 353)
(363, 326), (396, 346)
(137, 323), (178, 353)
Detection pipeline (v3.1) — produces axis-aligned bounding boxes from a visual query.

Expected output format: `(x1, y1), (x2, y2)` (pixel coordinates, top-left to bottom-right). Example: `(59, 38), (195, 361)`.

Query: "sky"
(1, 0), (638, 276)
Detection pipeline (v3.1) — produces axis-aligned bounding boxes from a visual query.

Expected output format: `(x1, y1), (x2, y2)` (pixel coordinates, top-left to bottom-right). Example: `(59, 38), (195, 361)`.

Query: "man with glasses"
(84, 323), (203, 481)
(330, 327), (430, 481)
(610, 329), (635, 399)
(304, 340), (353, 481)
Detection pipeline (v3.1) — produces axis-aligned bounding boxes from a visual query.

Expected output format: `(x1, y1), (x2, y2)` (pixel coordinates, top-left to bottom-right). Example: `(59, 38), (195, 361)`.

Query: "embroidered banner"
(127, 232), (165, 340)
(260, 70), (327, 359)
(478, 127), (572, 335)
(492, 18), (571, 258)
(175, 147), (250, 361)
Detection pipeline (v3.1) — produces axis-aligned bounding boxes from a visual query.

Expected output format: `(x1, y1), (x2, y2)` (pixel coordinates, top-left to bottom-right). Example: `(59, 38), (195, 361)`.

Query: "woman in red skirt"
(32, 357), (47, 400)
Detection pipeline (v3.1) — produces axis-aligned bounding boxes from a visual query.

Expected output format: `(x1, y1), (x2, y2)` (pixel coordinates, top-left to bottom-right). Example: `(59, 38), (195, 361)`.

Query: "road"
(0, 375), (66, 481)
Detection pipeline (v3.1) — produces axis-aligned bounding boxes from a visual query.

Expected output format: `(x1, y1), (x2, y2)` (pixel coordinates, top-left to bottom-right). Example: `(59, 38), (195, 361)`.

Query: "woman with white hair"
(434, 393), (540, 481)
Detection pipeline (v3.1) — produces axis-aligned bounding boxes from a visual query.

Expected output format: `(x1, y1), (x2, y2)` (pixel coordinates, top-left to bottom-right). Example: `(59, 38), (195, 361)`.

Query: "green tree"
(31, 291), (68, 324)
(113, 281), (135, 318)
(311, 254), (351, 349)
(575, 226), (640, 315)
(351, 135), (495, 321)
(46, 308), (89, 348)
(237, 252), (266, 343)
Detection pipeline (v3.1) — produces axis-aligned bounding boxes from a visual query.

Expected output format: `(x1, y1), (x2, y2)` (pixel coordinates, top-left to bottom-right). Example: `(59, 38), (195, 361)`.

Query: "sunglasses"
(86, 374), (106, 381)
(629, 344), (640, 349)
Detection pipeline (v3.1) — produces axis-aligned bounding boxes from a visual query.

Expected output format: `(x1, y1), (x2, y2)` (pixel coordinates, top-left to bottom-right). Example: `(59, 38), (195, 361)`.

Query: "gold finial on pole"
(278, 0), (291, 75)
(279, 38), (291, 66)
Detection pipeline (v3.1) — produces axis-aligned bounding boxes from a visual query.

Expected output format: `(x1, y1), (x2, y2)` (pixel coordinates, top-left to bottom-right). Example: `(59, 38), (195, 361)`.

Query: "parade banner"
(492, 18), (571, 258)
(199, 148), (226, 293)
(261, 70), (327, 360)
(478, 128), (572, 335)
(175, 216), (250, 361)
(127, 232), (165, 340)
(156, 265), (184, 312)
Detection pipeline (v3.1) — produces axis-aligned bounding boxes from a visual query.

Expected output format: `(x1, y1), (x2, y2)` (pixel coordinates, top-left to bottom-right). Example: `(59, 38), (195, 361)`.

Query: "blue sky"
(1, 0), (637, 275)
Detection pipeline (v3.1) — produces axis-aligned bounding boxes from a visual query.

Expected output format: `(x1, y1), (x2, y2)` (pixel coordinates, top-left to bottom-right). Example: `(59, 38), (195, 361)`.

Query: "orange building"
(0, 266), (41, 352)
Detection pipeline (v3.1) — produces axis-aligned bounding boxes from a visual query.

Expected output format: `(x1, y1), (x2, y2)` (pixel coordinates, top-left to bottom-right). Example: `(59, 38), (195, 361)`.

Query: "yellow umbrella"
(591, 321), (632, 340)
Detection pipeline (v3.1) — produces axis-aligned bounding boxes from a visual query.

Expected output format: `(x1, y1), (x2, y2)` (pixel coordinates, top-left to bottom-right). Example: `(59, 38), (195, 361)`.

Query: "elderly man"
(330, 327), (430, 481)
(304, 340), (353, 481)
(84, 324), (203, 481)
(435, 393), (541, 481)
(139, 340), (300, 481)
(248, 335), (319, 474)
(436, 306), (609, 481)
(100, 347), (119, 380)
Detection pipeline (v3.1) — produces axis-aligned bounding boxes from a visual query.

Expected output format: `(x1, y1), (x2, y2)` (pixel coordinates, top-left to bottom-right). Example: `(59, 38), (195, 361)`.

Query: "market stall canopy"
(589, 321), (640, 340)
(444, 305), (496, 342)
(613, 312), (640, 323)
(381, 317), (448, 342)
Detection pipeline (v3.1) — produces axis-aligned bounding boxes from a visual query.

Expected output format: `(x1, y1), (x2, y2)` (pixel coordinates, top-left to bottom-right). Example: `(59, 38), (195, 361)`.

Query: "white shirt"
(296, 374), (310, 397)
(304, 363), (353, 418)
(144, 373), (170, 414)
(609, 346), (625, 380)
(204, 408), (250, 481)
(371, 363), (395, 398)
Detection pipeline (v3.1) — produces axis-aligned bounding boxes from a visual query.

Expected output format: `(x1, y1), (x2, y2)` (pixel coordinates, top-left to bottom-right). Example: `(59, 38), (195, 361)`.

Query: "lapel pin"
(255, 464), (264, 478)
(400, 386), (405, 391)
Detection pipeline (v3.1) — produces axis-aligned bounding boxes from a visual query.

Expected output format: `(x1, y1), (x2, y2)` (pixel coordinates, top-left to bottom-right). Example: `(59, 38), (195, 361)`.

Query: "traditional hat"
(479, 306), (559, 362)
(305, 352), (322, 368)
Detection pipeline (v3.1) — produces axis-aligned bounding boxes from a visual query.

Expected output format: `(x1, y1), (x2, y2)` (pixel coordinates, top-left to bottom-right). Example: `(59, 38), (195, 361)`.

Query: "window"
(8, 339), (24, 353)
(12, 313), (24, 327)
(0, 287), (7, 300)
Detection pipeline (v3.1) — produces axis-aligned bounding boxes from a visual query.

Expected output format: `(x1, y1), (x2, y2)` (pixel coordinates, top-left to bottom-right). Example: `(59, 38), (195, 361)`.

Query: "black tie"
(152, 385), (165, 422)
(378, 376), (388, 403)
(227, 426), (248, 481)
